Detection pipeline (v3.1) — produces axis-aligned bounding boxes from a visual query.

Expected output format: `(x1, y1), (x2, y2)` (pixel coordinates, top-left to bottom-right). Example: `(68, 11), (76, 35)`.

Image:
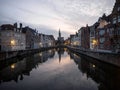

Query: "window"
(99, 44), (104, 49)
(100, 37), (105, 43)
(110, 28), (114, 35)
(118, 27), (120, 35)
(118, 7), (120, 11)
(90, 31), (95, 37)
(7, 33), (10, 36)
(99, 30), (105, 36)
(5, 28), (8, 30)
(113, 17), (117, 24)
(118, 16), (120, 22)
(107, 29), (109, 33)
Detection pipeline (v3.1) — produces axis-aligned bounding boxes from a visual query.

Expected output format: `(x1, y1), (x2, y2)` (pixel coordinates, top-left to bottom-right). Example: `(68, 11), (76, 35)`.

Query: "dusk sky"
(0, 0), (115, 39)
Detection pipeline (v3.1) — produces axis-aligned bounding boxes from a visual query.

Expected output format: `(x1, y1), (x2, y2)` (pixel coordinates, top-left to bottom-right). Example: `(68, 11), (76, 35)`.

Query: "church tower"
(57, 28), (64, 45)
(59, 28), (61, 38)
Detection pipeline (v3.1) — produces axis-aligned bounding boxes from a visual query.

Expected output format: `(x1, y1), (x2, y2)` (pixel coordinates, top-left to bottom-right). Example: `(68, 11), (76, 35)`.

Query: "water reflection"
(57, 47), (64, 63)
(0, 49), (55, 84)
(69, 51), (120, 90)
(0, 48), (120, 90)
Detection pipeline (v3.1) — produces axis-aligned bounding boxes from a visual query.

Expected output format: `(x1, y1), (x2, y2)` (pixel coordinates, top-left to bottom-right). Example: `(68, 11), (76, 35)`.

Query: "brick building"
(109, 0), (120, 52)
(95, 14), (112, 50)
(81, 25), (90, 49)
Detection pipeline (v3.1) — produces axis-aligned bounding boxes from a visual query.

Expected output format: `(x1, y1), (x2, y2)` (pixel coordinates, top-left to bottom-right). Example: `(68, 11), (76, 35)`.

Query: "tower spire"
(59, 28), (61, 38)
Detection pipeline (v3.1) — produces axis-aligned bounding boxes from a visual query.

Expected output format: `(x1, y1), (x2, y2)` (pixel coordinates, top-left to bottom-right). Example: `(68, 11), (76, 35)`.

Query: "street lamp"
(92, 39), (98, 49)
(11, 40), (15, 45)
(11, 64), (15, 69)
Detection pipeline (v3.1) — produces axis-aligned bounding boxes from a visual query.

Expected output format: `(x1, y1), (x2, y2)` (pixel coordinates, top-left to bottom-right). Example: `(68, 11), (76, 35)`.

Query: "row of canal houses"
(69, 0), (120, 52)
(0, 23), (55, 51)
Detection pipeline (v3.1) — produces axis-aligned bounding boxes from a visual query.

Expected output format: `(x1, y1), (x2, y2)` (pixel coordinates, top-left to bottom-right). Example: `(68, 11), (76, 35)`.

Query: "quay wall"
(67, 46), (120, 67)
(0, 46), (56, 61)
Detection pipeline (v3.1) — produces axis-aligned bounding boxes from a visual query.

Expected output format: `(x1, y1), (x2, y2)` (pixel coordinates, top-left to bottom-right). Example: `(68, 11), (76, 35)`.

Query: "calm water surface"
(0, 48), (120, 90)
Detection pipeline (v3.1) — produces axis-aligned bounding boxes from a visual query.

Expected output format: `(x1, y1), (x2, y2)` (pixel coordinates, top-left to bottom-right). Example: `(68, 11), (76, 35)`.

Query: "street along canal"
(0, 48), (120, 90)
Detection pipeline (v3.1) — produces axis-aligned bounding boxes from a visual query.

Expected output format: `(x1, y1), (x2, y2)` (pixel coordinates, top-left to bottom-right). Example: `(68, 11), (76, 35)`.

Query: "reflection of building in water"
(36, 49), (55, 63)
(0, 59), (26, 83)
(70, 53), (81, 65)
(57, 47), (64, 63)
(71, 53), (120, 90)
(0, 49), (55, 85)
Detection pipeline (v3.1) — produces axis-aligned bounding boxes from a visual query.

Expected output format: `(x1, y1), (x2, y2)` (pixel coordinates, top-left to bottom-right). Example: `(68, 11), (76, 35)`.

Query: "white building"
(0, 23), (26, 51)
(70, 34), (80, 46)
(78, 29), (82, 47)
(39, 34), (55, 48)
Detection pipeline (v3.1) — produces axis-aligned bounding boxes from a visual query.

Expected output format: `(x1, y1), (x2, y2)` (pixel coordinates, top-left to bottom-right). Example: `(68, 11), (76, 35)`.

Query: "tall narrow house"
(110, 0), (120, 52)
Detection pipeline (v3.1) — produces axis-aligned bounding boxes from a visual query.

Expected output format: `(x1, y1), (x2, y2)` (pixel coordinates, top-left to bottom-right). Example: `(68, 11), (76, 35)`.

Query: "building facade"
(0, 23), (26, 51)
(95, 14), (112, 50)
(89, 23), (99, 50)
(109, 0), (120, 52)
(81, 25), (90, 49)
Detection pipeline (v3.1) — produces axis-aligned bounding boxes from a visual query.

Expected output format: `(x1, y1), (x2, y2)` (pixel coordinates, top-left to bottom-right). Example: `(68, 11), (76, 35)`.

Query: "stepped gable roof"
(99, 14), (110, 22)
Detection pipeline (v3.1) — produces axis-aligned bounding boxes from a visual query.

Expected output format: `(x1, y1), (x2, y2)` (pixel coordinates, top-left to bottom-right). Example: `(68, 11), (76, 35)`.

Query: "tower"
(57, 28), (64, 45)
(59, 28), (61, 38)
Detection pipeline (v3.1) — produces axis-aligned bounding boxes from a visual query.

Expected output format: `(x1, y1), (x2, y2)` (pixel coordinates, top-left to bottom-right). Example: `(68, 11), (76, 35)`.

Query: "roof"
(22, 26), (36, 33)
(1, 24), (14, 30)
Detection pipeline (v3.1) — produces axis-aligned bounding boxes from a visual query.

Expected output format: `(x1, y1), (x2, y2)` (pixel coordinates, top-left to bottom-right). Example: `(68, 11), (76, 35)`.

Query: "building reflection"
(70, 52), (120, 90)
(57, 47), (64, 63)
(0, 49), (55, 85)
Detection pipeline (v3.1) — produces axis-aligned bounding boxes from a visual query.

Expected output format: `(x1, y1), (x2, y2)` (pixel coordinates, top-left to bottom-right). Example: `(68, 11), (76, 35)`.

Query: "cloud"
(0, 0), (115, 39)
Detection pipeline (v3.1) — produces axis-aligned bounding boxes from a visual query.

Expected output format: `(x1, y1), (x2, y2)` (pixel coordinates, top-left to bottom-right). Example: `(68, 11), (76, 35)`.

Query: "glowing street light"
(11, 64), (15, 69)
(92, 64), (96, 68)
(92, 39), (97, 45)
(11, 40), (15, 45)
(92, 39), (98, 49)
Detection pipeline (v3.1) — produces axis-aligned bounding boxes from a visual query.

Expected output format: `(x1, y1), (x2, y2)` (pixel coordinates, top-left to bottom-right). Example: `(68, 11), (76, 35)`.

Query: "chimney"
(20, 23), (22, 30)
(86, 24), (88, 27)
(14, 23), (17, 30)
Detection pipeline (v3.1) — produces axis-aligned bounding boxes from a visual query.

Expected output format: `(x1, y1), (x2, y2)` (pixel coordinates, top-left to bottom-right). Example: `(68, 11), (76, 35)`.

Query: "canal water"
(0, 48), (120, 90)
